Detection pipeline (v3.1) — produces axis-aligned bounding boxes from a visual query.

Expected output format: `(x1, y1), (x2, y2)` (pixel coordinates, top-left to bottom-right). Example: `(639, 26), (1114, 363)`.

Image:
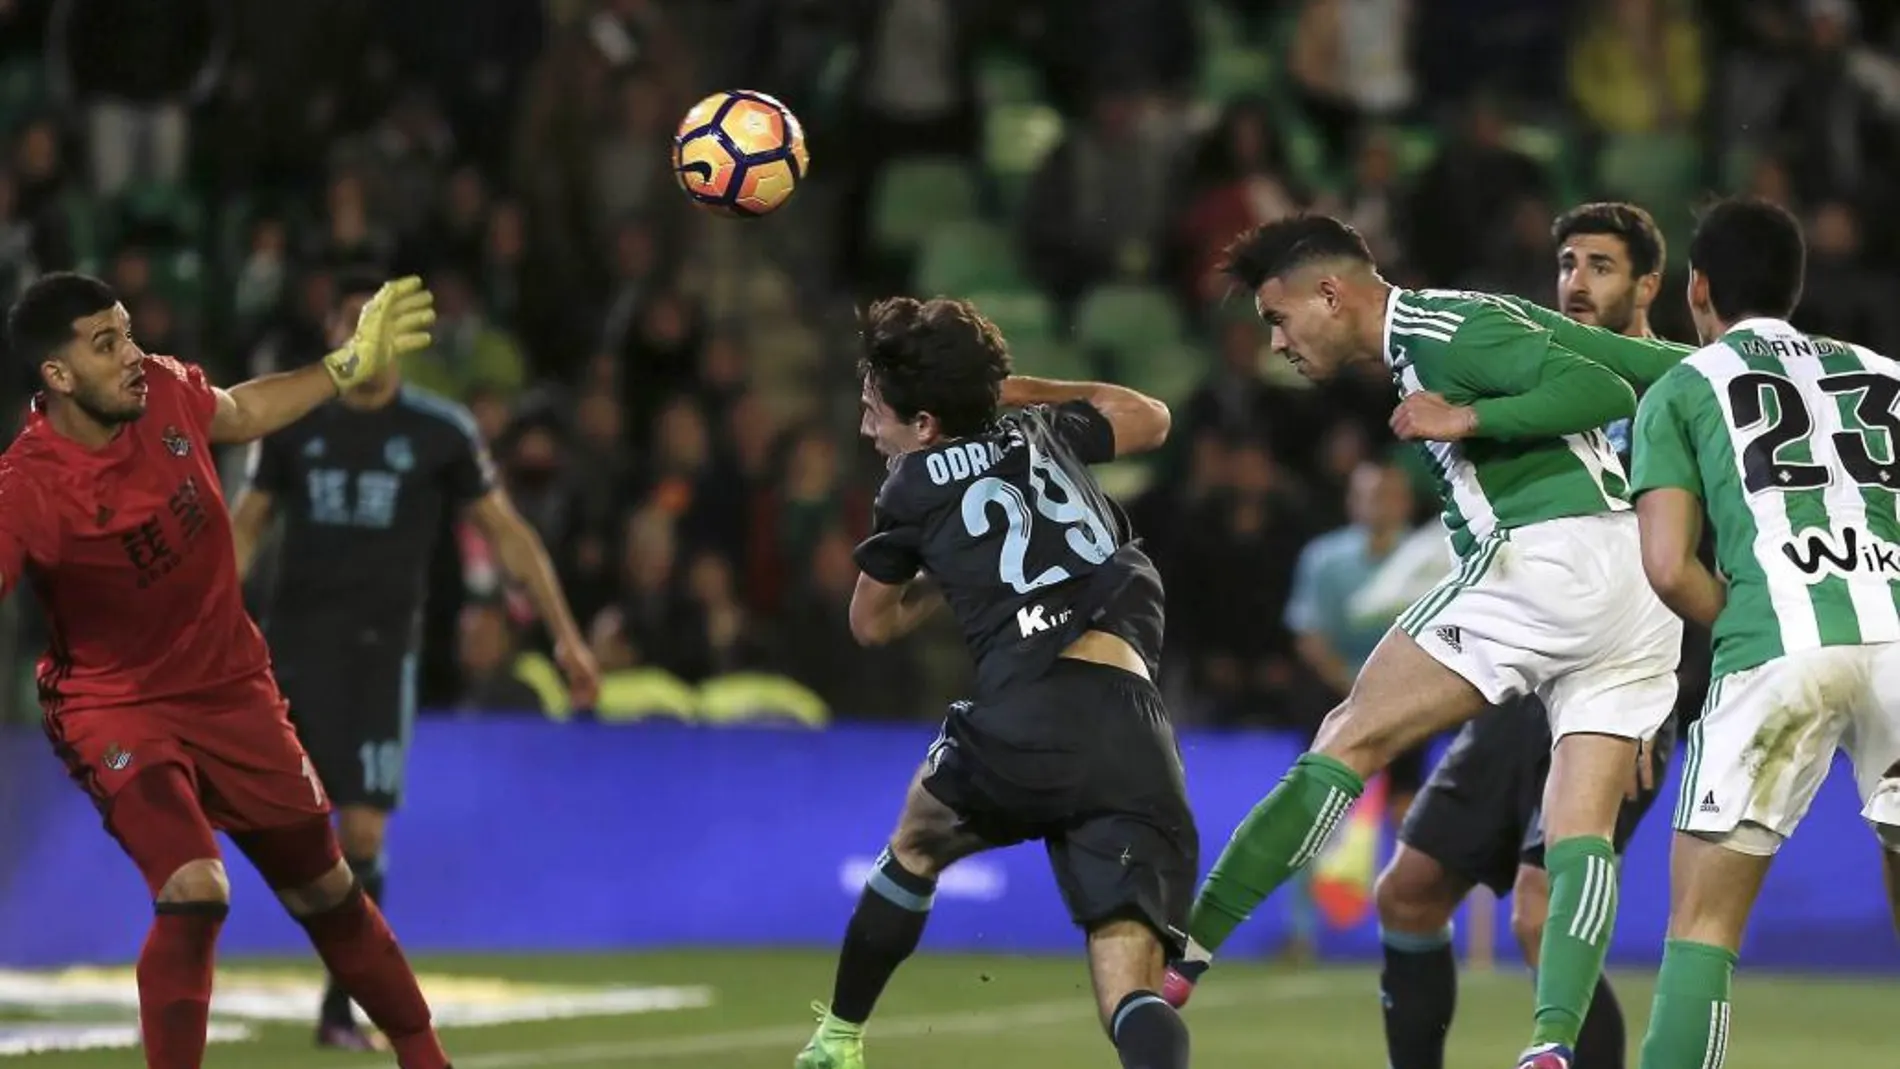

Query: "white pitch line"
(457, 973), (1354, 1069)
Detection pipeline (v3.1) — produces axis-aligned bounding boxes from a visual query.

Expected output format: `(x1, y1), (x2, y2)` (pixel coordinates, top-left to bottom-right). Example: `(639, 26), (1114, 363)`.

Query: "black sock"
(1110, 991), (1189, 1069)
(320, 853), (385, 1028)
(1379, 926), (1457, 1069)
(830, 848), (935, 1025)
(1573, 973), (1626, 1069)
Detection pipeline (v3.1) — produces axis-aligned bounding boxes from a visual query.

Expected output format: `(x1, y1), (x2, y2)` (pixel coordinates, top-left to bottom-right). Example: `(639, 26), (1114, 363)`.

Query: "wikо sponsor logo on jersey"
(1016, 603), (1073, 638)
(1781, 523), (1900, 582)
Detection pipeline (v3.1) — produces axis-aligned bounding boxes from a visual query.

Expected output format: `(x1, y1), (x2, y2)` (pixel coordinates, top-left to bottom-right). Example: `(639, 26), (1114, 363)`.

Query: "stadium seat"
(117, 181), (206, 247)
(870, 159), (980, 257)
(61, 193), (103, 274)
(982, 103), (1063, 213)
(1009, 340), (1097, 383)
(515, 652), (570, 719)
(594, 668), (700, 724)
(1116, 343), (1212, 411)
(1075, 284), (1184, 358)
(1596, 132), (1700, 207)
(914, 221), (1026, 295)
(977, 50), (1042, 108)
(698, 673), (829, 728)
(1199, 46), (1274, 103)
(1385, 125), (1440, 182)
(1596, 133), (1701, 244)
(967, 289), (1058, 345)
(0, 59), (46, 135)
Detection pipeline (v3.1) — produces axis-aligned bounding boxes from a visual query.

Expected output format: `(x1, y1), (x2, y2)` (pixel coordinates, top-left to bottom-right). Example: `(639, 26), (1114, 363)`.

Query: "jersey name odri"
(1632, 318), (1900, 677)
(853, 401), (1164, 699)
(1382, 287), (1689, 557)
(0, 356), (271, 715)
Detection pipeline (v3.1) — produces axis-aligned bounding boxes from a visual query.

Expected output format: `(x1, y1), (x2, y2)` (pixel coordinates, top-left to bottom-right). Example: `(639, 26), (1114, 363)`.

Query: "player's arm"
(1000, 375), (1170, 457)
(466, 490), (591, 670)
(229, 488), (275, 579)
(209, 277), (435, 445)
(1630, 374), (1724, 628)
(1395, 329), (1636, 442)
(1507, 295), (1692, 390)
(850, 488), (938, 646)
(848, 572), (944, 647)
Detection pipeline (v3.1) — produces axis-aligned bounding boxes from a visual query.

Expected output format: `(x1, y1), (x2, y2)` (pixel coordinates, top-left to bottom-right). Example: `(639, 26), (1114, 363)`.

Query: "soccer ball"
(672, 90), (810, 217)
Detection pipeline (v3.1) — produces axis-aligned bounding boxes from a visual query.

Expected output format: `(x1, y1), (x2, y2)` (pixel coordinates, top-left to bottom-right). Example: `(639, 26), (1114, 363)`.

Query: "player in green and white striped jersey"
(1166, 215), (1692, 1069)
(1630, 198), (1900, 1069)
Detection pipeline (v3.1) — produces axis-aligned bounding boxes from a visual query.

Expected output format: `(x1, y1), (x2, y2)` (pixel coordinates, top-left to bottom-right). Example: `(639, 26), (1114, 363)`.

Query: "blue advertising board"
(0, 718), (1892, 970)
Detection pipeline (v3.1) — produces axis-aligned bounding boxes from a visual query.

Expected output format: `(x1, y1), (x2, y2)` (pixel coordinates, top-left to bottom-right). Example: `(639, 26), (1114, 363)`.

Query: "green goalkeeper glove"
(322, 275), (436, 392)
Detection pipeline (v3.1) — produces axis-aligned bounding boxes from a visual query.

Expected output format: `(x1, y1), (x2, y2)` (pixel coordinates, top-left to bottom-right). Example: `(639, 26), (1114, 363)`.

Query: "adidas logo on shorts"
(1433, 625), (1463, 653)
(1699, 791), (1720, 814)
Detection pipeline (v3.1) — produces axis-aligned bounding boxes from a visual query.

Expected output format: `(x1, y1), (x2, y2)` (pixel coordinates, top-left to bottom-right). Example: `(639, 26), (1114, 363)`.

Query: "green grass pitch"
(5, 949), (1892, 1067)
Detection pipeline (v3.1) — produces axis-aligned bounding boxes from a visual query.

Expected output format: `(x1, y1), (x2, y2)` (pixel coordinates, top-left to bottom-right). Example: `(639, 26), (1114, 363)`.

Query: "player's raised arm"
(1508, 295), (1691, 390)
(1391, 332), (1636, 442)
(999, 375), (1171, 457)
(209, 277), (435, 445)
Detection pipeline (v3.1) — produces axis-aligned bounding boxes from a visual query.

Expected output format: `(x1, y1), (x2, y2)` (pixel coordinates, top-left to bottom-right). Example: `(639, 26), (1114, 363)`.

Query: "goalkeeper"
(230, 271), (598, 1049)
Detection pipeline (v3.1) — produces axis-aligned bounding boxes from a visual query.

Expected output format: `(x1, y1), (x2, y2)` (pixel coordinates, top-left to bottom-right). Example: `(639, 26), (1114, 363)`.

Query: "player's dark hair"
(6, 272), (118, 367)
(333, 270), (384, 309)
(1688, 198), (1805, 321)
(1551, 202), (1666, 278)
(859, 297), (1010, 438)
(1218, 214), (1374, 291)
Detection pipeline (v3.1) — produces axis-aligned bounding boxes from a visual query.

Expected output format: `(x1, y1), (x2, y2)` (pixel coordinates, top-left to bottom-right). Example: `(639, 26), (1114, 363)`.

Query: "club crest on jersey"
(162, 426), (190, 458)
(102, 743), (132, 772)
(384, 435), (415, 472)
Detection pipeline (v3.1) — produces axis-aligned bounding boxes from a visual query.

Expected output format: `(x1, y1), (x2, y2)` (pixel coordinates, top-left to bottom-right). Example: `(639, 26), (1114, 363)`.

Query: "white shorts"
(1399, 512), (1682, 741)
(1676, 643), (1900, 840)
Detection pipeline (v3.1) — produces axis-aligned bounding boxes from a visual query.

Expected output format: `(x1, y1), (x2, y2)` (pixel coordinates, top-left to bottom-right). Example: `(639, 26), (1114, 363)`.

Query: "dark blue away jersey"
(853, 401), (1165, 698)
(249, 385), (495, 638)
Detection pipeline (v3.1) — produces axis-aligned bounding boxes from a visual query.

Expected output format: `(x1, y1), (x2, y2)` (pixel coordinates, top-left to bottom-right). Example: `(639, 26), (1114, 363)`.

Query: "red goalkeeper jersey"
(0, 355), (273, 717)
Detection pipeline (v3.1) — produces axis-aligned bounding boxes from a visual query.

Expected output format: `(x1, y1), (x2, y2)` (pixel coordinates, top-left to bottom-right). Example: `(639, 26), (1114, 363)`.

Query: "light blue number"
(960, 446), (1116, 593)
(962, 477), (1072, 593)
(1026, 444), (1115, 565)
(358, 741), (404, 795)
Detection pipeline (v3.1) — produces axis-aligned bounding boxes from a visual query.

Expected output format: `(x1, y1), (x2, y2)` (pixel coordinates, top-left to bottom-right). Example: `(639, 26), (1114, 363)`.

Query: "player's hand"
(1628, 735), (1657, 801)
(556, 639), (601, 710)
(323, 276), (437, 392)
(1390, 392), (1479, 442)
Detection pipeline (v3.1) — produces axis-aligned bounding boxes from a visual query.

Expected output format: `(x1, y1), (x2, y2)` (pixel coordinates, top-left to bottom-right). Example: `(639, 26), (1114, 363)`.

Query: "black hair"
(1552, 201), (1666, 278)
(859, 297), (1011, 438)
(1218, 214), (1375, 292)
(1688, 198), (1805, 321)
(7, 272), (119, 369)
(333, 270), (384, 309)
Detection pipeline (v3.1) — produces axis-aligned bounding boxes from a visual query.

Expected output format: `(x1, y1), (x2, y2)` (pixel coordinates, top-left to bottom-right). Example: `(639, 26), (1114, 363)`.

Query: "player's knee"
(335, 806), (389, 860)
(1374, 853), (1458, 932)
(155, 858), (230, 906)
(1311, 699), (1398, 779)
(278, 858), (357, 917)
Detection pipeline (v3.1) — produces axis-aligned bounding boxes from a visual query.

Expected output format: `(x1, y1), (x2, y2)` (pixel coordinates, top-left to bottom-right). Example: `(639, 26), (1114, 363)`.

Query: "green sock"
(1637, 940), (1736, 1069)
(1530, 836), (1619, 1048)
(1187, 753), (1364, 955)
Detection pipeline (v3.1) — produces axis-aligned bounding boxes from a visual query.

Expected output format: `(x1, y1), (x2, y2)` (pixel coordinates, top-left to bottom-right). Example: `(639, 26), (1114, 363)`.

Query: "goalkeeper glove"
(322, 275), (437, 392)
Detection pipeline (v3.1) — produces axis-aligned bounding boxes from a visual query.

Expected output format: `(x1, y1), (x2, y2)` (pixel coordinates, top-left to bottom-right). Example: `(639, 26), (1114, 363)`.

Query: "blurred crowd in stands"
(1, 0), (1898, 733)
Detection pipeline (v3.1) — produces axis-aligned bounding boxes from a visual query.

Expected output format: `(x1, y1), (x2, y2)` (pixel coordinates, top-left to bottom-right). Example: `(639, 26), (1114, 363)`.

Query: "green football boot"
(793, 1002), (866, 1069)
